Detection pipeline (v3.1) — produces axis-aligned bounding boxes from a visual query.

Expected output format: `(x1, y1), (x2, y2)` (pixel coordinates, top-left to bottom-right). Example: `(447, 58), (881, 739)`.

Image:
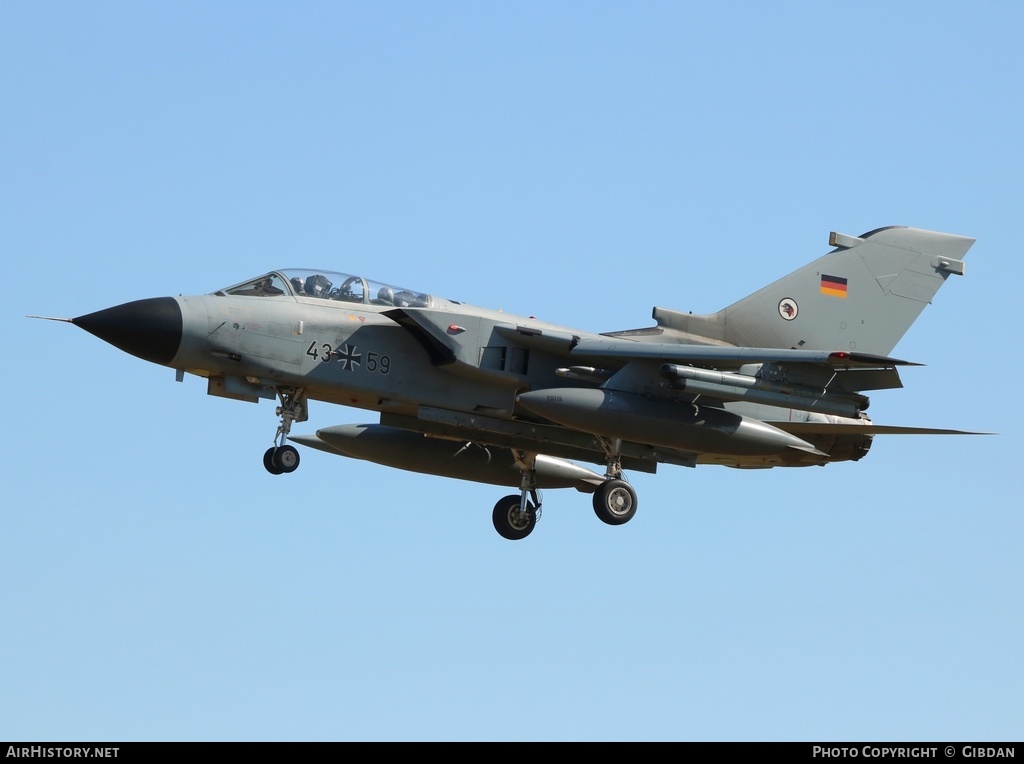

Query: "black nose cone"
(73, 297), (183, 365)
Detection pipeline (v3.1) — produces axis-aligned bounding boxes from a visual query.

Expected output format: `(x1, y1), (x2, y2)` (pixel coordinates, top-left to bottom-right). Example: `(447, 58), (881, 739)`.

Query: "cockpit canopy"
(217, 269), (433, 308)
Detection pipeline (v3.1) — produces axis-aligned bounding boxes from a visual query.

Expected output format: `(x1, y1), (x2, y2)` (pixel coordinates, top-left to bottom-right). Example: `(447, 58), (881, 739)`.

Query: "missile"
(289, 423), (605, 490)
(659, 363), (868, 418)
(555, 366), (613, 383)
(516, 388), (826, 457)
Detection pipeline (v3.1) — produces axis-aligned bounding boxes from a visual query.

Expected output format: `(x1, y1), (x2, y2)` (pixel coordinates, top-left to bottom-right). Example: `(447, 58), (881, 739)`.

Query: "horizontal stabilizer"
(775, 423), (993, 436)
(572, 340), (916, 368)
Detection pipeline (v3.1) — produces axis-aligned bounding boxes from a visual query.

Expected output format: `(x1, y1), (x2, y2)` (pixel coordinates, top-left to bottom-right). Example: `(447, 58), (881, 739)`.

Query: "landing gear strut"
(263, 387), (307, 475)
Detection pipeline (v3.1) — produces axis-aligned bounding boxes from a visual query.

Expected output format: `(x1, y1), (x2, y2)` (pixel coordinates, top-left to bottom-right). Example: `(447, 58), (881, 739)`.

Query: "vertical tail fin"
(654, 226), (974, 356)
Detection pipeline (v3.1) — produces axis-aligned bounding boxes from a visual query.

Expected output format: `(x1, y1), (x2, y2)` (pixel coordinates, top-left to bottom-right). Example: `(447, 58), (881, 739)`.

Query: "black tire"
(492, 495), (536, 541)
(593, 479), (637, 526)
(273, 445), (300, 473)
(264, 447), (284, 475)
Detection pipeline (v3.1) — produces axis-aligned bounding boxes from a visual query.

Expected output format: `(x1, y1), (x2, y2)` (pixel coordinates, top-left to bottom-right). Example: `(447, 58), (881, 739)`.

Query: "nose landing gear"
(263, 387), (307, 475)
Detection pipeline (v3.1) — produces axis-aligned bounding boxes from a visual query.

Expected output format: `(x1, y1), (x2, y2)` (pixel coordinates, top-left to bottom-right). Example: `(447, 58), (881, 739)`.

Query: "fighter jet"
(41, 225), (981, 539)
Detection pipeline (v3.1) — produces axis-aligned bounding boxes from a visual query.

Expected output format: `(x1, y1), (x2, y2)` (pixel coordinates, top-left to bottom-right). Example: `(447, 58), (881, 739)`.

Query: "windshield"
(217, 269), (433, 308)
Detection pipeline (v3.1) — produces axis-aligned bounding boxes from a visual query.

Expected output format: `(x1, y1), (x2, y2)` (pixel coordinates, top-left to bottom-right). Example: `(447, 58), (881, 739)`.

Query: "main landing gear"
(591, 436), (637, 526)
(263, 387), (307, 475)
(490, 445), (638, 540)
(492, 451), (543, 541)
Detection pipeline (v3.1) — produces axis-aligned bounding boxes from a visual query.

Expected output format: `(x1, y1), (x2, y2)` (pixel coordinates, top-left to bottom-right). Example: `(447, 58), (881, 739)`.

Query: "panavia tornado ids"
(38, 226), (981, 540)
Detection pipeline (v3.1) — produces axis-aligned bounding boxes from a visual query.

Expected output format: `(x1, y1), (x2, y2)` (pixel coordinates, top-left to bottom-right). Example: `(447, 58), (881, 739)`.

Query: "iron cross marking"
(336, 344), (362, 370)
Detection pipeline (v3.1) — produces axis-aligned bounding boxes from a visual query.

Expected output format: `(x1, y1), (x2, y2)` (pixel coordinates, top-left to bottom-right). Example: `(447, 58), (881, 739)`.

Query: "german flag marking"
(820, 274), (848, 298)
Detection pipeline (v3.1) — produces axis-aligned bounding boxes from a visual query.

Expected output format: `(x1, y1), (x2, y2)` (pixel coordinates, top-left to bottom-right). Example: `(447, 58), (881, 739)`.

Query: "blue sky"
(2, 1), (1021, 742)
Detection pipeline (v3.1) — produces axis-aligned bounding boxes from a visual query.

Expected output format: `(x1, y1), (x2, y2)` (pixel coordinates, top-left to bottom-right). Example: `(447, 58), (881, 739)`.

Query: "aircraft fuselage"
(60, 225), (979, 539)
